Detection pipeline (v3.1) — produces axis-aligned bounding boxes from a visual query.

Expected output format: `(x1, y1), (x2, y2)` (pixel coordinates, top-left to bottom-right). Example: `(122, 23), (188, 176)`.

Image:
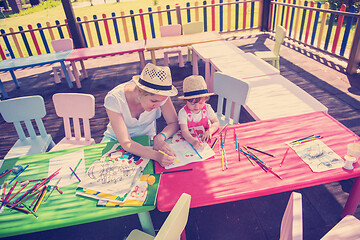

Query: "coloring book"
(287, 139), (344, 172)
(165, 129), (215, 169)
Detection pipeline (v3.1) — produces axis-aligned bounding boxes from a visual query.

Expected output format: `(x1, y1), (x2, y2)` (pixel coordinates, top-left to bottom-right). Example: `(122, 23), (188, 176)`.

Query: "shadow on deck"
(0, 33), (360, 240)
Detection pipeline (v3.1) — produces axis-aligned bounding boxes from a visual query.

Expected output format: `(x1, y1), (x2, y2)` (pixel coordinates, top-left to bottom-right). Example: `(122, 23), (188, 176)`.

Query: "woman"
(102, 63), (179, 167)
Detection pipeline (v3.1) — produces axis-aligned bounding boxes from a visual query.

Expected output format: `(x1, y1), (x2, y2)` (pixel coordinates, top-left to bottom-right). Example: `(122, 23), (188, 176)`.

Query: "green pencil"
(71, 158), (83, 176)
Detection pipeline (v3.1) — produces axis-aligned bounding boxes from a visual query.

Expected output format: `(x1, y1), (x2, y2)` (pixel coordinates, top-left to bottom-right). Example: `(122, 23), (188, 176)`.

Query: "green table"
(0, 136), (156, 238)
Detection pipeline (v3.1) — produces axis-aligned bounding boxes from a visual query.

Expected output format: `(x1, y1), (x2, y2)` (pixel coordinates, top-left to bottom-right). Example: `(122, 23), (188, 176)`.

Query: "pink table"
(155, 111), (360, 218)
(65, 40), (146, 88)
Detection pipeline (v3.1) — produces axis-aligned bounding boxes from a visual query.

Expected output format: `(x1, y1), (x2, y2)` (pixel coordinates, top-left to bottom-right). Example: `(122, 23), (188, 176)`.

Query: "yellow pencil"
(158, 150), (181, 164)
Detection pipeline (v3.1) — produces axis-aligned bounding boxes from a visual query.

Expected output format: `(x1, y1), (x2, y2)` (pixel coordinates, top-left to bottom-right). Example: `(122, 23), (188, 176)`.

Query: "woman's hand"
(202, 130), (211, 143)
(153, 134), (176, 157)
(158, 154), (175, 167)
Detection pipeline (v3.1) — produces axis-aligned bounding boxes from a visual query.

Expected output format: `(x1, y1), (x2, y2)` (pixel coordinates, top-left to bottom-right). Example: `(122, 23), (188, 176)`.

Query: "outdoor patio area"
(1, 32), (360, 239)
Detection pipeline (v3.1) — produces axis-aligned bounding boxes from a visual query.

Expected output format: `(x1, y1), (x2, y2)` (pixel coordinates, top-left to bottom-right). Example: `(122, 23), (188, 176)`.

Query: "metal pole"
(61, 0), (85, 49)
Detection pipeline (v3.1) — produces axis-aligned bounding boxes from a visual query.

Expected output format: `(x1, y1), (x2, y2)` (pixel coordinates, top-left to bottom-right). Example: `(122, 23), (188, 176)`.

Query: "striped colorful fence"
(269, 0), (359, 59)
(0, 0), (260, 60)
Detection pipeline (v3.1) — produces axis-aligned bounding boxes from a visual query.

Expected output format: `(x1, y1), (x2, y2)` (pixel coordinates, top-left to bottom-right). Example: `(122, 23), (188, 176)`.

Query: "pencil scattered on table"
(290, 135), (321, 145)
(211, 138), (218, 149)
(219, 123), (229, 134)
(237, 143), (241, 161)
(280, 148), (290, 167)
(162, 169), (193, 174)
(69, 167), (81, 182)
(221, 148), (225, 171)
(223, 148), (228, 169)
(0, 169), (12, 179)
(9, 164), (29, 184)
(246, 146), (275, 158)
(223, 130), (227, 144)
(71, 158), (83, 176)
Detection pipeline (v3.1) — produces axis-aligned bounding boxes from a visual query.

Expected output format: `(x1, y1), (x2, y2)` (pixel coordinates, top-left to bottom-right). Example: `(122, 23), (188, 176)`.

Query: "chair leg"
(66, 65), (76, 82)
(187, 47), (192, 63)
(275, 59), (280, 69)
(60, 67), (65, 78)
(53, 68), (61, 83)
(178, 52), (185, 67)
(164, 53), (170, 66)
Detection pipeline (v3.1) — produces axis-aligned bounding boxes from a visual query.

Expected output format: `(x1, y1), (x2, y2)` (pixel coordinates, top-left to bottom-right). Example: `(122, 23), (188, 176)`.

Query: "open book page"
(166, 130), (215, 169)
(287, 139), (344, 172)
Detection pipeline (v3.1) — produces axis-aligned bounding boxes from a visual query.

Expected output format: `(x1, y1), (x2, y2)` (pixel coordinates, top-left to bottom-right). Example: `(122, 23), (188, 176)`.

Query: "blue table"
(0, 50), (73, 99)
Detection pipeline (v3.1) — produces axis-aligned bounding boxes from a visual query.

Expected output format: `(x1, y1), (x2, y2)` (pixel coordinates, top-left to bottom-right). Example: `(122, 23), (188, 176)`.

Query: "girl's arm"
(202, 117), (220, 142)
(106, 108), (174, 167)
(180, 124), (203, 149)
(153, 98), (179, 156)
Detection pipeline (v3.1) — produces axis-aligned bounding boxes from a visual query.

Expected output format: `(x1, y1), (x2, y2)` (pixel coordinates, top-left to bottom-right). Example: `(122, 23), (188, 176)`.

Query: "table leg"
(204, 60), (210, 89)
(342, 177), (360, 217)
(60, 61), (73, 88)
(137, 211), (155, 236)
(9, 70), (20, 88)
(192, 52), (198, 75)
(150, 50), (156, 65)
(71, 61), (82, 88)
(80, 60), (88, 78)
(0, 79), (9, 99)
(138, 50), (146, 69)
(210, 64), (216, 93)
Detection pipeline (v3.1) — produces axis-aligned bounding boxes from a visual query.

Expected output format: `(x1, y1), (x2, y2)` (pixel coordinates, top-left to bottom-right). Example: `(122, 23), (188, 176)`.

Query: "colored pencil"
(71, 158), (83, 176)
(292, 136), (321, 145)
(220, 132), (223, 148)
(0, 169), (12, 179)
(289, 135), (315, 144)
(162, 169), (193, 174)
(194, 130), (202, 143)
(69, 167), (81, 182)
(33, 186), (47, 212)
(4, 181), (17, 202)
(158, 150), (181, 163)
(223, 148), (228, 169)
(189, 143), (202, 159)
(237, 143), (241, 161)
(211, 138), (218, 149)
(7, 182), (28, 202)
(1, 182), (6, 210)
(221, 149), (225, 171)
(280, 148), (290, 167)
(240, 147), (255, 166)
(30, 189), (42, 207)
(9, 164), (29, 184)
(20, 178), (46, 183)
(22, 203), (38, 218)
(246, 146), (275, 158)
(0, 200), (30, 214)
(235, 132), (238, 150)
(44, 178), (61, 202)
(219, 123), (229, 134)
(223, 130), (227, 144)
(55, 186), (63, 194)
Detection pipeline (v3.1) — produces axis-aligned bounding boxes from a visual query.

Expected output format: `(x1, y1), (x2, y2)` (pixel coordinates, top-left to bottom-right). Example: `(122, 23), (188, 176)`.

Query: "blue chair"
(0, 95), (55, 159)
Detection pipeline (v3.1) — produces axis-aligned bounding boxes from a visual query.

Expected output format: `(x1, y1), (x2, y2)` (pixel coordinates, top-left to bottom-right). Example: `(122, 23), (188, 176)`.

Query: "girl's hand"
(158, 154), (175, 167)
(202, 130), (212, 143)
(192, 138), (204, 150)
(153, 134), (176, 157)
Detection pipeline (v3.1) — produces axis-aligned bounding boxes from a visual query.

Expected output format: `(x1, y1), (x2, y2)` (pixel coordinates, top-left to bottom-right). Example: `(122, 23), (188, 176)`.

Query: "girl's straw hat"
(133, 63), (178, 96)
(179, 75), (214, 99)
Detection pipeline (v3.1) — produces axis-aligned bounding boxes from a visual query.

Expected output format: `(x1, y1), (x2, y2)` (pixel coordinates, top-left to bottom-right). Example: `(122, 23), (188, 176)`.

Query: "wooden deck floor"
(1, 33), (360, 240)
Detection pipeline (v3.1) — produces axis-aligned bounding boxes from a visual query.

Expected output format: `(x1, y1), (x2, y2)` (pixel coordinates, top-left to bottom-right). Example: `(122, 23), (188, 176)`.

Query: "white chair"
(50, 93), (96, 152)
(213, 72), (249, 125)
(126, 193), (191, 240)
(182, 21), (203, 62)
(320, 215), (360, 240)
(254, 25), (286, 69)
(280, 192), (303, 240)
(0, 95), (55, 159)
(51, 39), (78, 84)
(159, 24), (184, 67)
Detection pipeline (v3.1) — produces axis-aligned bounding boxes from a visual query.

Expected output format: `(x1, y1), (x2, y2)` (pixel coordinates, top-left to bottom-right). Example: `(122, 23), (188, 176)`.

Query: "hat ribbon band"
(139, 78), (172, 91)
(184, 89), (208, 97)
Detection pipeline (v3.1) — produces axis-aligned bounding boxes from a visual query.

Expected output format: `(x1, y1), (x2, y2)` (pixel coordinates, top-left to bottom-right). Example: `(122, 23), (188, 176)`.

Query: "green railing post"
(346, 20), (360, 74)
(261, 0), (271, 31)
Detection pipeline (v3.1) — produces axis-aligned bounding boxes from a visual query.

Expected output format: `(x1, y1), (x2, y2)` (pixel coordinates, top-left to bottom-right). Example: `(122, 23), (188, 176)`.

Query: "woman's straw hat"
(179, 75), (214, 99)
(133, 63), (178, 96)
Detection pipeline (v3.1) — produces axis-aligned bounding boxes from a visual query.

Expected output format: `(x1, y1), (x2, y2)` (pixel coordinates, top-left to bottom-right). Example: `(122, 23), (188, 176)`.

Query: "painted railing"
(0, 0), (261, 60)
(269, 0), (359, 59)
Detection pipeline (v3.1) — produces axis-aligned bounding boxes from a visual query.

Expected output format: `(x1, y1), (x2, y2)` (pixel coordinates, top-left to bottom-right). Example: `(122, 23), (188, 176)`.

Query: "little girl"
(178, 75), (220, 149)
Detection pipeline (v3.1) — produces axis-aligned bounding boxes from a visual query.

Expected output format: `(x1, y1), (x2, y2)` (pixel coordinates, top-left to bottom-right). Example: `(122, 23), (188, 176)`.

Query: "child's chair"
(126, 193), (191, 240)
(254, 25), (286, 69)
(280, 192), (303, 240)
(160, 24), (185, 67)
(320, 215), (360, 239)
(213, 72), (249, 125)
(51, 38), (78, 84)
(182, 21), (204, 62)
(50, 93), (96, 152)
(0, 95), (55, 159)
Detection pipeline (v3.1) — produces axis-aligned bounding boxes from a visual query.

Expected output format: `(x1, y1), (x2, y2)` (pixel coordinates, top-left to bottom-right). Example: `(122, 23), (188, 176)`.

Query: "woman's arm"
(153, 98), (179, 155)
(106, 108), (174, 167)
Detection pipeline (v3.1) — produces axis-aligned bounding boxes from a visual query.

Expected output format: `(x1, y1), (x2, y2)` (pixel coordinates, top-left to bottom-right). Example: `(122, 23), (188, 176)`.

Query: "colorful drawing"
(287, 139), (344, 172)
